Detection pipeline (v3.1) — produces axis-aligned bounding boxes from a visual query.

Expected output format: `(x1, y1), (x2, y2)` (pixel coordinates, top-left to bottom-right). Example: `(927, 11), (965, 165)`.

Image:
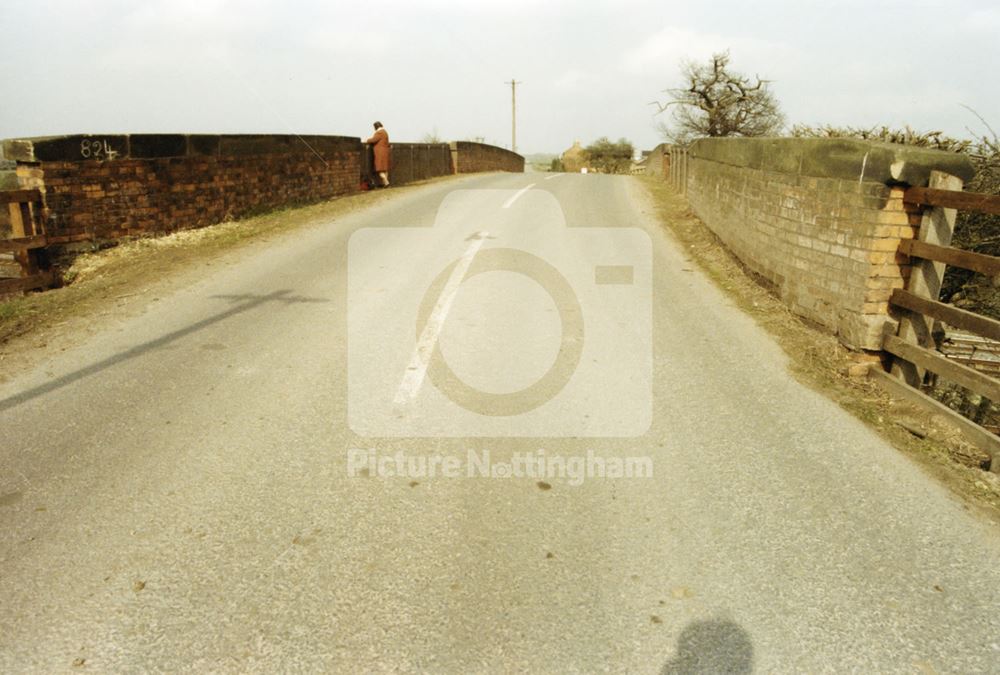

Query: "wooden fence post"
(891, 170), (963, 386)
(8, 199), (38, 275)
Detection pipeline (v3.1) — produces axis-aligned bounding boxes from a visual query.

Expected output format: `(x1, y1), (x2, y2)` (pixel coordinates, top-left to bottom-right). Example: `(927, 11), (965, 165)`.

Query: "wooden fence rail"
(890, 288), (1000, 341)
(876, 171), (1000, 470)
(904, 186), (1000, 215)
(898, 239), (1000, 277)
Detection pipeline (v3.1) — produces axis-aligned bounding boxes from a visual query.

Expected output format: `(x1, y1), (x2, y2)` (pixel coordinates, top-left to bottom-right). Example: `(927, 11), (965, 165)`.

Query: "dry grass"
(638, 176), (1000, 523)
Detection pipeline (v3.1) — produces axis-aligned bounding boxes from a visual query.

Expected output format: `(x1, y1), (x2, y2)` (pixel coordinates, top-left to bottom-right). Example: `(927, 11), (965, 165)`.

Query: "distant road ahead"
(1, 173), (999, 672)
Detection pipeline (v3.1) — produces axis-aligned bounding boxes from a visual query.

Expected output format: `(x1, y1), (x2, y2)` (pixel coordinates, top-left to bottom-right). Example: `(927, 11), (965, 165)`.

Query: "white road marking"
(502, 184), (535, 209)
(393, 232), (489, 406)
(544, 174), (562, 181)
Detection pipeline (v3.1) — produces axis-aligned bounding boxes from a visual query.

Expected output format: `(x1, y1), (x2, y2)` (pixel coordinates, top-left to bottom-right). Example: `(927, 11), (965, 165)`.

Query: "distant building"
(561, 140), (589, 173)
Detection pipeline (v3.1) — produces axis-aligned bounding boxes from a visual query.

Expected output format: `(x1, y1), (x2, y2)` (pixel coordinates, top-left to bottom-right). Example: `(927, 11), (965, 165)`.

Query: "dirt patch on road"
(637, 176), (1000, 525)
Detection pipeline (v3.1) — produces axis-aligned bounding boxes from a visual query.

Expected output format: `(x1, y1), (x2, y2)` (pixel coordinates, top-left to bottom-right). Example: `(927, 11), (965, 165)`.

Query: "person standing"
(365, 121), (390, 188)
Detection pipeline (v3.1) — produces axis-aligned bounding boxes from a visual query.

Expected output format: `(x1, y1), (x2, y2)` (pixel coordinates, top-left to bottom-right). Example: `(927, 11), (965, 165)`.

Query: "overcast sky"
(1, 0), (997, 155)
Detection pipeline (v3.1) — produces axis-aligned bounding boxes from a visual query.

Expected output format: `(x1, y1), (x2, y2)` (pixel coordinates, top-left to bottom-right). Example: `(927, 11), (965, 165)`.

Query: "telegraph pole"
(506, 79), (521, 153)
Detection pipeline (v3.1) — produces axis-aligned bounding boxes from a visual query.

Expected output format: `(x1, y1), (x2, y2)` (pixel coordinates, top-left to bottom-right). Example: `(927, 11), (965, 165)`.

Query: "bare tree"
(651, 51), (785, 144)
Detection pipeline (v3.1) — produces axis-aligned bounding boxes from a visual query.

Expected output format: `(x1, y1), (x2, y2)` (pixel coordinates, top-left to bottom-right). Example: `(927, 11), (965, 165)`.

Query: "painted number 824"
(80, 138), (119, 160)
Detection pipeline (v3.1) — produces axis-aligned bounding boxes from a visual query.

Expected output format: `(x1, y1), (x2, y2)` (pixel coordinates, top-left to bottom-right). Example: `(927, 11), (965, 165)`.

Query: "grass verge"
(638, 176), (1000, 524)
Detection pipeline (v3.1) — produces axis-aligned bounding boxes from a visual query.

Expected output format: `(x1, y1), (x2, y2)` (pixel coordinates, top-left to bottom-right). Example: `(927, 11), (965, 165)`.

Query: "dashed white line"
(502, 184), (536, 209)
(544, 174), (562, 181)
(393, 231), (489, 406)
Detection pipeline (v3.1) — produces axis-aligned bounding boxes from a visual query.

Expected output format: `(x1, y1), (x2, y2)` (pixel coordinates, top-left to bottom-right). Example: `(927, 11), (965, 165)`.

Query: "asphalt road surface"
(2, 173), (999, 673)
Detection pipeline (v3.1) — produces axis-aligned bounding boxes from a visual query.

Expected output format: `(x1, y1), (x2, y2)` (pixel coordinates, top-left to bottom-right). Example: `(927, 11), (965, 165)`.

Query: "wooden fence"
(0, 189), (58, 295)
(870, 170), (1000, 470)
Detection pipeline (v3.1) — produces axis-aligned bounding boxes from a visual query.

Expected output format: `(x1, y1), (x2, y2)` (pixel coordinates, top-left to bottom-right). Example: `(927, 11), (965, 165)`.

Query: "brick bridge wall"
(679, 137), (974, 350)
(2, 134), (523, 244)
(362, 142), (454, 186)
(450, 141), (524, 174)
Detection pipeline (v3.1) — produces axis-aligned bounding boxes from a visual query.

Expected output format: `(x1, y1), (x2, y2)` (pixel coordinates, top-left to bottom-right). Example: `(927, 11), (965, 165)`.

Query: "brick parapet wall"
(683, 137), (974, 350)
(450, 142), (524, 174)
(8, 134), (360, 241)
(362, 142), (453, 186)
(2, 133), (523, 245)
(18, 151), (359, 241)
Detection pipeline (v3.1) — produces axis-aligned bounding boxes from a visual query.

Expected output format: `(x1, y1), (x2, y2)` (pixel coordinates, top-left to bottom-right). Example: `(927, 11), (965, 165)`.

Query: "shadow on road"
(660, 618), (754, 674)
(0, 290), (328, 413)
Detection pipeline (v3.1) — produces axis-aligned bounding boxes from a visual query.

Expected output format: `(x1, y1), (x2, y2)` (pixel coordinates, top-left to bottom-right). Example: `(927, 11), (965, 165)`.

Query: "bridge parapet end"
(680, 137), (974, 350)
(449, 141), (524, 174)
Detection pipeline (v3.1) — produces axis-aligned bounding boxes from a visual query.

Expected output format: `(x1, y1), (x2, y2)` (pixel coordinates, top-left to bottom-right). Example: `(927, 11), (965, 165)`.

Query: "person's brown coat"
(366, 128), (390, 172)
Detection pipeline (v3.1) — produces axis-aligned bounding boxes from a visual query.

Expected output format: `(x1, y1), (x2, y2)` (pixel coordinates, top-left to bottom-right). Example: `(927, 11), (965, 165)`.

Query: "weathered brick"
(862, 301), (890, 314)
(870, 238), (903, 252)
(883, 195), (906, 212)
(876, 209), (911, 226)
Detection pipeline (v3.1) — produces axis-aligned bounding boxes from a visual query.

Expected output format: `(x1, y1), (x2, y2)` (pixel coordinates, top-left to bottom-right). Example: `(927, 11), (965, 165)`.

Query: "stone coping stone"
(688, 136), (975, 186)
(1, 134), (363, 163)
(3, 135), (128, 163)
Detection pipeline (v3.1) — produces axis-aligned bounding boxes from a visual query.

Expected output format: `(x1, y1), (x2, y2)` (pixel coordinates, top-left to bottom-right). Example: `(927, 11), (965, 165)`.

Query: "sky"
(1, 0), (998, 156)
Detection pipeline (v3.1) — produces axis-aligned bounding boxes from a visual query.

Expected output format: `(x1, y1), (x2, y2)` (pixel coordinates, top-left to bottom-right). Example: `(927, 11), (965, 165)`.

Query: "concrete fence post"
(682, 148), (689, 195)
(678, 148), (683, 193)
(675, 147), (680, 191)
(670, 147), (677, 190)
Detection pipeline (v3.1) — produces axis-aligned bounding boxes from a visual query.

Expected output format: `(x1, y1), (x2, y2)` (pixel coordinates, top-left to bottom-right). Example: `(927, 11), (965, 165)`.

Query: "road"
(2, 173), (999, 673)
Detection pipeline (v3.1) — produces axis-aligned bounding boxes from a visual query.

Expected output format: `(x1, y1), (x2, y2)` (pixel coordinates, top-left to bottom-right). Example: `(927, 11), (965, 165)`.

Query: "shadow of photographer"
(661, 618), (754, 674)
